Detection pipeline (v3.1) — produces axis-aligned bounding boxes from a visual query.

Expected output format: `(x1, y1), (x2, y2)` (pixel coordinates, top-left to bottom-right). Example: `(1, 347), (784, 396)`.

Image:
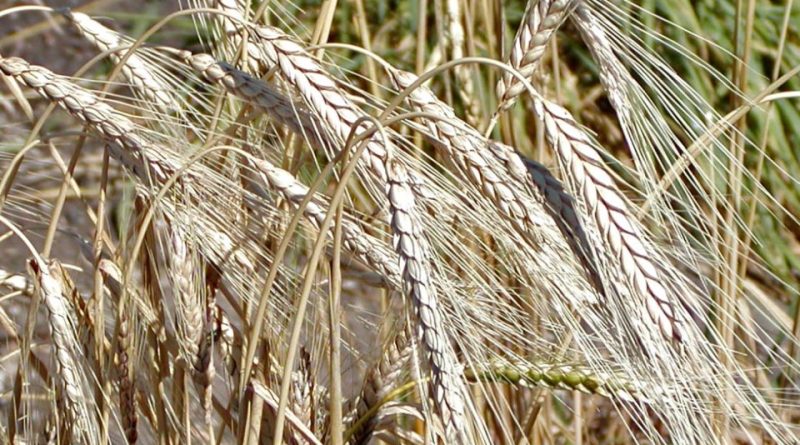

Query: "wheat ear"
(0, 56), (178, 185)
(533, 97), (683, 341)
(465, 361), (658, 403)
(496, 0), (575, 110)
(61, 11), (175, 111)
(386, 158), (467, 441)
(346, 327), (412, 445)
(116, 303), (138, 444)
(170, 228), (205, 366)
(29, 258), (96, 444)
(389, 69), (602, 290)
(248, 26), (426, 188)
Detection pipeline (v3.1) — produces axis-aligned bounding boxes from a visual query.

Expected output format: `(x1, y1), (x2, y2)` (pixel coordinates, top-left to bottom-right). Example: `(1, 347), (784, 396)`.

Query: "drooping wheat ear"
(346, 327), (412, 445)
(61, 11), (176, 111)
(385, 158), (467, 441)
(533, 97), (683, 341)
(29, 258), (96, 444)
(248, 26), (426, 188)
(496, 0), (575, 110)
(465, 361), (659, 403)
(0, 56), (177, 186)
(0, 55), (257, 275)
(169, 227), (205, 367)
(389, 68), (602, 291)
(250, 157), (401, 288)
(183, 52), (326, 147)
(116, 303), (138, 444)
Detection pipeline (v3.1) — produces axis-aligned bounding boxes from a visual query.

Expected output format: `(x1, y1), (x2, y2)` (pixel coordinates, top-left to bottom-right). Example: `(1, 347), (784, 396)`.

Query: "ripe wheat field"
(0, 0), (799, 443)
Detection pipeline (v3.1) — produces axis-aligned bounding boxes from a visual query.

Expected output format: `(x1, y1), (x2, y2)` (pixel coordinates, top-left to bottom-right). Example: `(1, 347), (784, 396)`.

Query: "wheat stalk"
(385, 157), (466, 441)
(496, 0), (575, 110)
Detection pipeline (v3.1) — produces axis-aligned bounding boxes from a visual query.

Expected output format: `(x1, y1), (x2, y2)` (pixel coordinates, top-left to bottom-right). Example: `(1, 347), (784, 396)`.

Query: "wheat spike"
(389, 69), (602, 291)
(61, 11), (175, 111)
(0, 56), (177, 184)
(346, 327), (412, 445)
(465, 361), (659, 403)
(496, 0), (575, 110)
(385, 157), (467, 441)
(169, 227), (205, 366)
(533, 97), (683, 341)
(247, 25), (430, 191)
(116, 305), (138, 444)
(29, 258), (98, 444)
